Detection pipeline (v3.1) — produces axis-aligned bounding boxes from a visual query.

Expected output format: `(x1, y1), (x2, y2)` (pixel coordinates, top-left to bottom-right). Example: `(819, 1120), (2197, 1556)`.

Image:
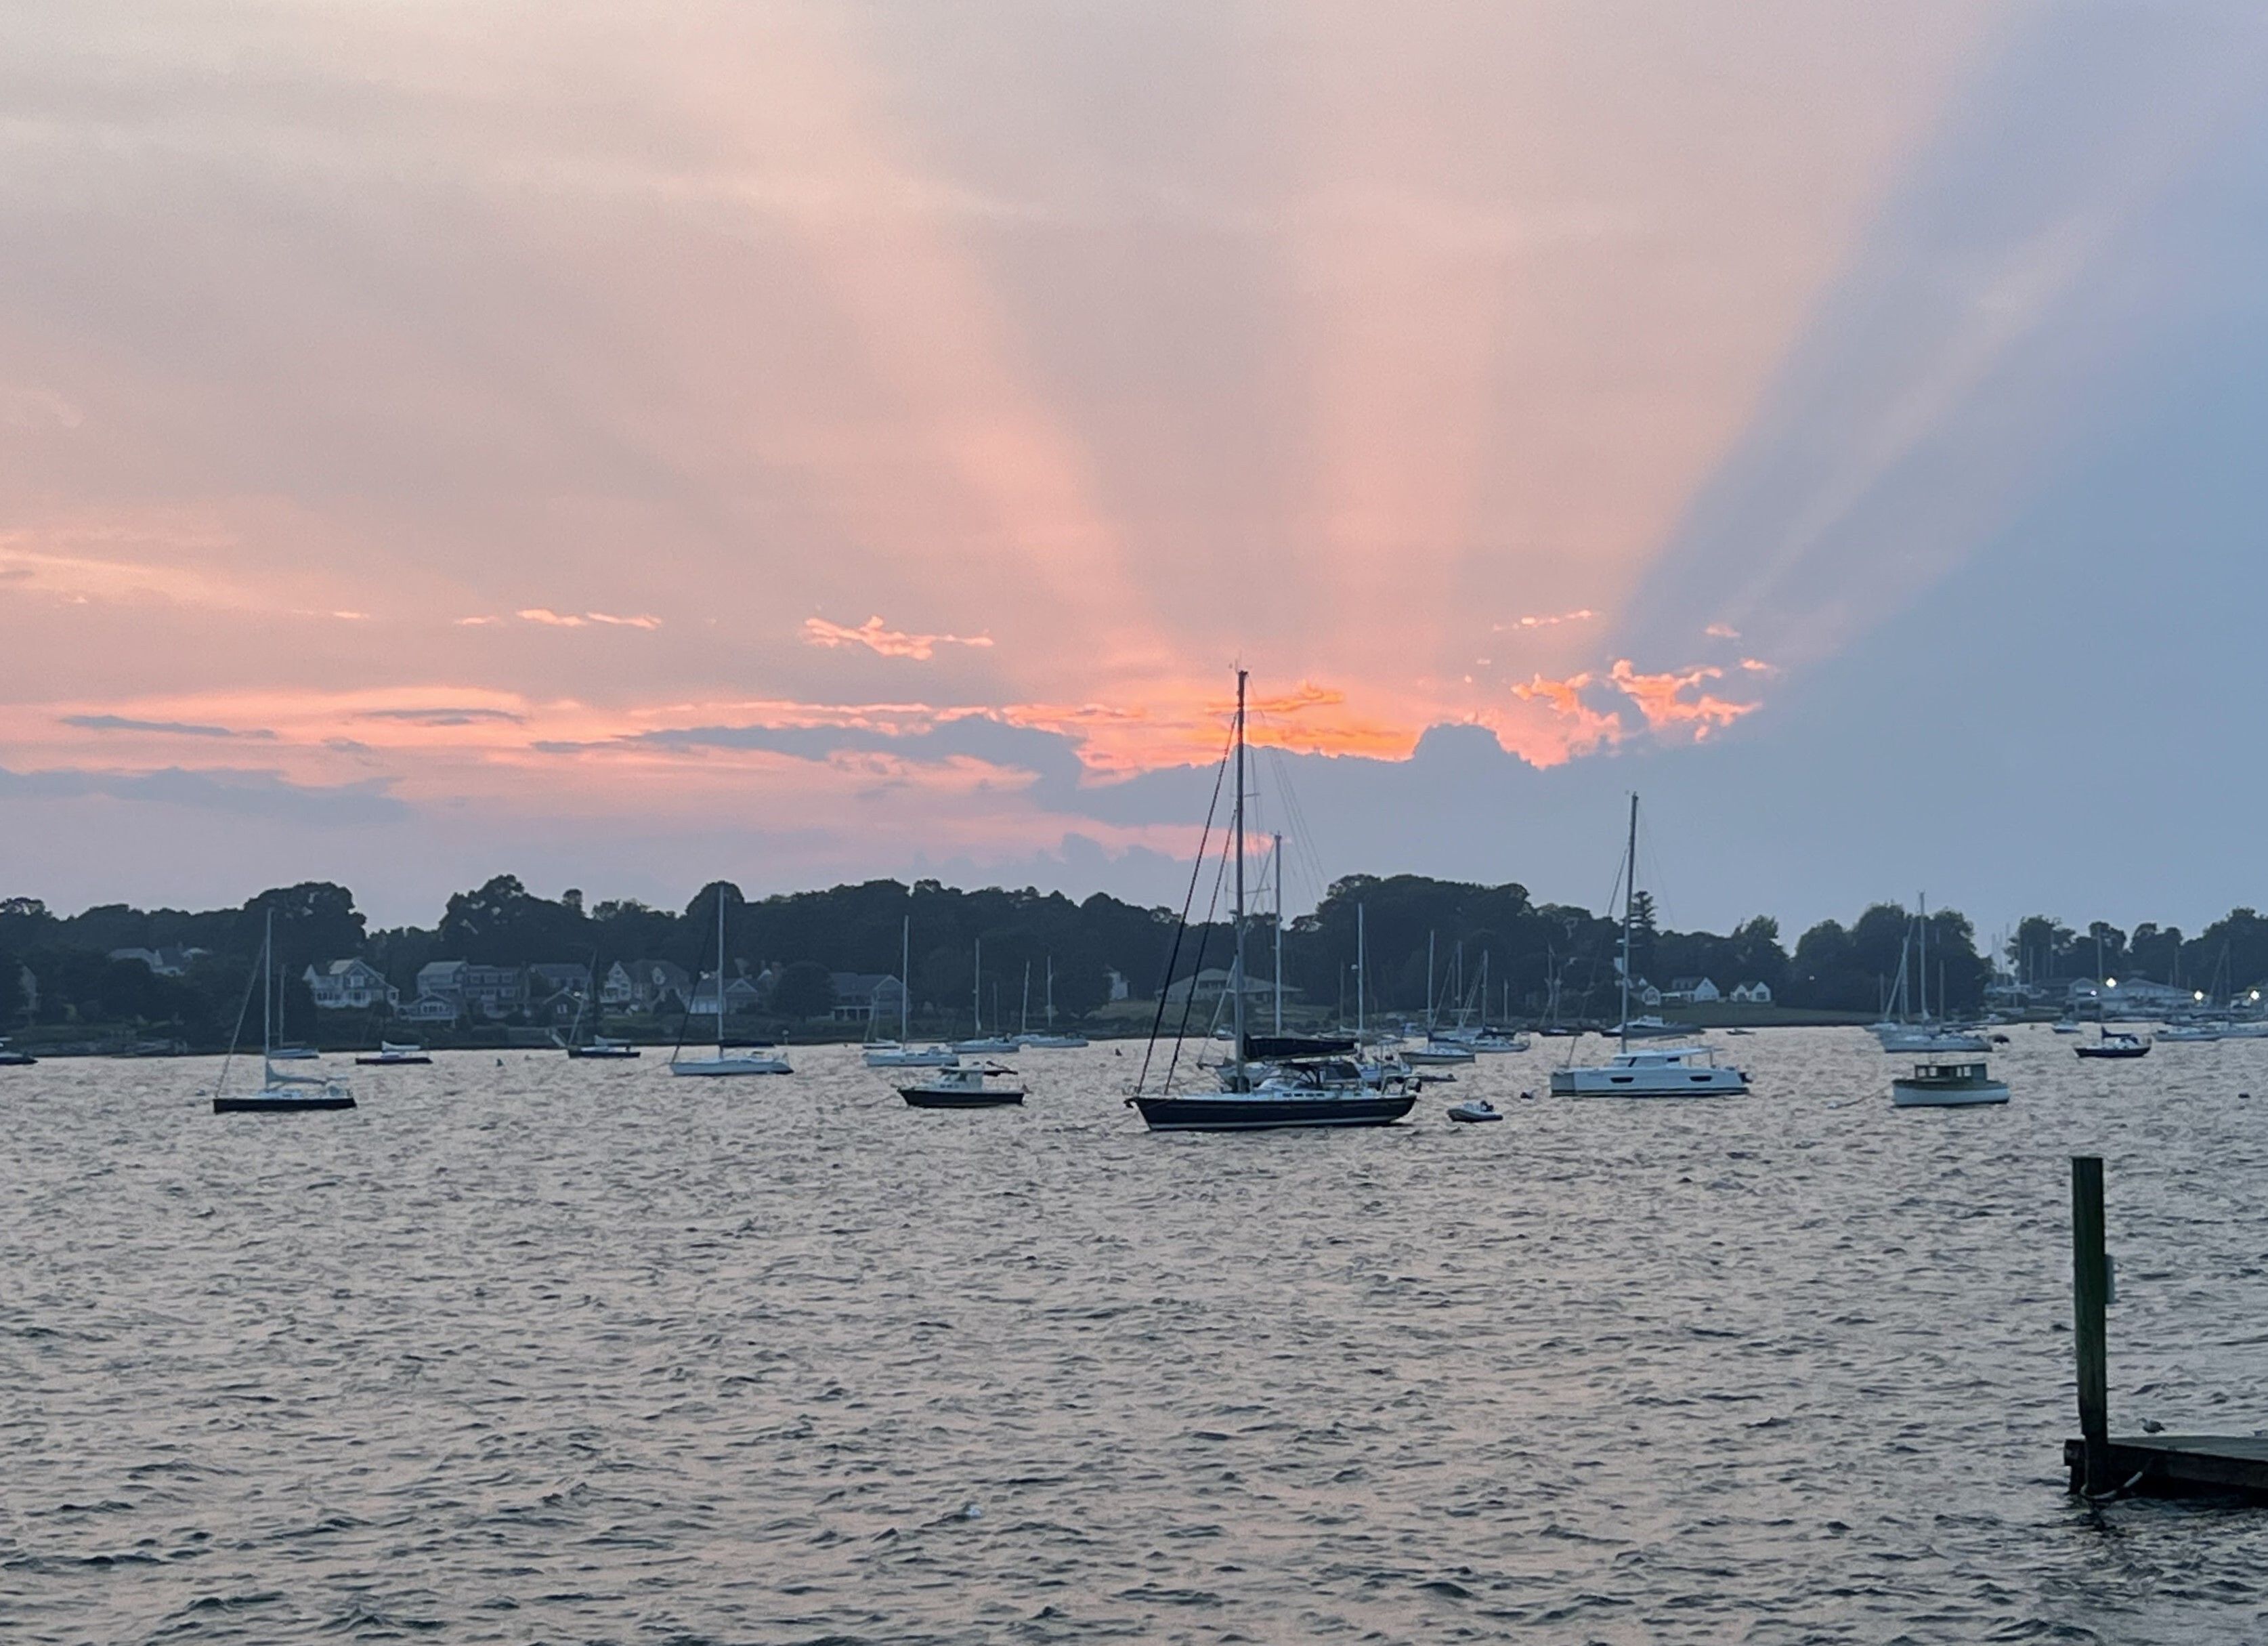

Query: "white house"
(601, 961), (637, 1008)
(303, 958), (399, 1011)
(829, 972), (903, 1024)
(1665, 977), (1721, 1005)
(398, 994), (458, 1022)
(108, 946), (207, 977)
(1729, 980), (1774, 1005)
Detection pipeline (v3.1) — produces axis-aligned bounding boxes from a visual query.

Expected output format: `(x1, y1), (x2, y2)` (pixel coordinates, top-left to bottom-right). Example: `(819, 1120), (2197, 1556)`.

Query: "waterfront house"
(1729, 980), (1774, 1005)
(828, 972), (903, 1024)
(1665, 977), (1721, 1005)
(600, 961), (637, 1009)
(303, 958), (400, 1011)
(398, 993), (458, 1023)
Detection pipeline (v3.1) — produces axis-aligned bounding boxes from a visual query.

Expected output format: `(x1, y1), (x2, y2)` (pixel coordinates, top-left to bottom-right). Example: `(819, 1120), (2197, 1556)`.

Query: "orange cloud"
(1606, 659), (1759, 739)
(801, 614), (994, 660)
(1497, 608), (1598, 631)
(515, 608), (662, 630)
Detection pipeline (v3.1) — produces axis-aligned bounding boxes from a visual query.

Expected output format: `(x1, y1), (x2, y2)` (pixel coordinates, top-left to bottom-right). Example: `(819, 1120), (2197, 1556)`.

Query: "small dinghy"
(899, 1063), (1025, 1108)
(1446, 1097), (1503, 1123)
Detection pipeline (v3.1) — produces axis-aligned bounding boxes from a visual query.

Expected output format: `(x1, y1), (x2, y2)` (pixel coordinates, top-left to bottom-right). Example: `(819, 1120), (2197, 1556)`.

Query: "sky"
(5, 2), (2268, 942)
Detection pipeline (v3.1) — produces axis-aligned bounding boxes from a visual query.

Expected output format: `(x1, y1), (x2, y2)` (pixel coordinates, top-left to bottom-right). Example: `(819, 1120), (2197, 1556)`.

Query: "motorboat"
(2051, 1019), (2084, 1034)
(1128, 672), (1415, 1133)
(2157, 1024), (2223, 1042)
(899, 1063), (1025, 1107)
(1617, 1015), (1688, 1040)
(0, 1039), (37, 1066)
(2076, 1030), (2151, 1060)
(1016, 1033), (1090, 1049)
(1446, 1097), (1503, 1123)
(1891, 1060), (2009, 1107)
(355, 1041), (431, 1065)
(1550, 1042), (1749, 1097)
(213, 911), (356, 1114)
(668, 886), (792, 1077)
(951, 1036), (1019, 1056)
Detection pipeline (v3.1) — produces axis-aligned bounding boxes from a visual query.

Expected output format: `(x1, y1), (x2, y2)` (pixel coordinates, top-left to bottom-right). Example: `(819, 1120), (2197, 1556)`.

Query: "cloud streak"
(802, 614), (995, 660)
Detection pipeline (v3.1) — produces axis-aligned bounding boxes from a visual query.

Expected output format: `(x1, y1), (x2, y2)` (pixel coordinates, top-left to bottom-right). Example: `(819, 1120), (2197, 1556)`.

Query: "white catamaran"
(1549, 795), (1749, 1098)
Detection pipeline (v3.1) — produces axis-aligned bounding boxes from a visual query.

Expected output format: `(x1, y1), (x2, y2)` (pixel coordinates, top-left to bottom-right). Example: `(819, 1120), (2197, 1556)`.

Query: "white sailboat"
(213, 911), (356, 1113)
(1870, 896), (1988, 1053)
(952, 935), (1018, 1055)
(1550, 795), (1748, 1098)
(670, 886), (792, 1077)
(866, 915), (958, 1068)
(1017, 956), (1088, 1048)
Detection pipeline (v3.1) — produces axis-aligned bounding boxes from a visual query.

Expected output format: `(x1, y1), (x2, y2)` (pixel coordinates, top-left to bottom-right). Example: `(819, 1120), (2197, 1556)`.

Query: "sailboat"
(213, 912), (356, 1112)
(1018, 956), (1089, 1048)
(669, 887), (792, 1077)
(1549, 796), (1748, 1098)
(555, 954), (640, 1058)
(865, 915), (958, 1067)
(1131, 671), (1417, 1131)
(952, 935), (1018, 1055)
(1871, 897), (1987, 1053)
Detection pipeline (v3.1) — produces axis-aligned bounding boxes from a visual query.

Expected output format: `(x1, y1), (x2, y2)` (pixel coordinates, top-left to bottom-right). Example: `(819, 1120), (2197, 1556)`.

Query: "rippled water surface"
(7, 1028), (2268, 1643)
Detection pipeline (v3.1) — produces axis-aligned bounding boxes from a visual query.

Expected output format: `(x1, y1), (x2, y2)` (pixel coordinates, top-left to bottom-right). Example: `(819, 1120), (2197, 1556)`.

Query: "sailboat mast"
(1919, 893), (1929, 1022)
(263, 908), (274, 1064)
(715, 886), (726, 1055)
(1046, 955), (1054, 1030)
(1356, 902), (1366, 1043)
(1620, 793), (1638, 1051)
(1272, 832), (1284, 1036)
(901, 914), (911, 1042)
(973, 936), (982, 1035)
(1426, 931), (1436, 1030)
(1020, 961), (1031, 1037)
(1231, 668), (1249, 1085)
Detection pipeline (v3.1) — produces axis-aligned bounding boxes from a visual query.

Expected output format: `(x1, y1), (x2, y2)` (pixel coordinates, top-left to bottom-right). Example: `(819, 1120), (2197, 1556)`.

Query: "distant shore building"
(828, 972), (903, 1024)
(1665, 977), (1721, 1005)
(303, 958), (399, 1012)
(107, 946), (207, 977)
(1729, 981), (1774, 1005)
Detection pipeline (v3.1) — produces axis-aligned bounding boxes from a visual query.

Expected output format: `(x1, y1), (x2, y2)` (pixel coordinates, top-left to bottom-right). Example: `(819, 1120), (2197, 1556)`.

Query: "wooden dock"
(2066, 1156), (2268, 1501)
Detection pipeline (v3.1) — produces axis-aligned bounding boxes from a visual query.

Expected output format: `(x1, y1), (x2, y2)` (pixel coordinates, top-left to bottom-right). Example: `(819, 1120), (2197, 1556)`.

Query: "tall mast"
(715, 886), (726, 1055)
(263, 908), (274, 1064)
(1919, 893), (1929, 1022)
(1272, 832), (1284, 1036)
(1231, 668), (1249, 1086)
(973, 936), (982, 1034)
(901, 914), (910, 1042)
(1020, 961), (1031, 1037)
(1356, 902), (1366, 1044)
(1620, 792), (1638, 1053)
(1046, 955), (1054, 1029)
(1426, 931), (1436, 1030)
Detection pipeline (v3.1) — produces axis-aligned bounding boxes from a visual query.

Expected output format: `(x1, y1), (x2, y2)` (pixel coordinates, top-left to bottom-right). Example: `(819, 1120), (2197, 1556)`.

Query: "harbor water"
(6, 1027), (2268, 1642)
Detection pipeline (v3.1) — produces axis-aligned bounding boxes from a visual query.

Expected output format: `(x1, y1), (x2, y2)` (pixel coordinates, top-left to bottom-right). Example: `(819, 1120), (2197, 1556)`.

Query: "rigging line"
(1161, 835), (1233, 1098)
(1134, 719), (1235, 1099)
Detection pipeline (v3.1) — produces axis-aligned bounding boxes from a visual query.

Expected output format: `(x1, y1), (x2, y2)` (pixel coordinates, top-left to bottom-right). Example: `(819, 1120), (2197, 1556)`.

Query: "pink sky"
(1, 1), (2097, 921)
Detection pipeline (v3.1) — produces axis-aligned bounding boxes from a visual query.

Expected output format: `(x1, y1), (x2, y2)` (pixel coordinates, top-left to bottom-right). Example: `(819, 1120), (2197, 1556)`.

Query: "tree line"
(5, 877), (2265, 1048)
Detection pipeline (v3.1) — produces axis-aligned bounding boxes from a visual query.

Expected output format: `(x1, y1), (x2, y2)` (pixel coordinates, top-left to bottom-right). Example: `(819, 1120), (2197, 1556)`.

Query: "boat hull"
(1892, 1080), (2009, 1107)
(669, 1057), (792, 1076)
(213, 1093), (356, 1113)
(0, 1051), (37, 1066)
(864, 1047), (960, 1068)
(2076, 1046), (2149, 1059)
(568, 1045), (642, 1059)
(356, 1054), (431, 1065)
(1132, 1093), (1415, 1131)
(900, 1086), (1025, 1107)
(1549, 1068), (1747, 1097)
